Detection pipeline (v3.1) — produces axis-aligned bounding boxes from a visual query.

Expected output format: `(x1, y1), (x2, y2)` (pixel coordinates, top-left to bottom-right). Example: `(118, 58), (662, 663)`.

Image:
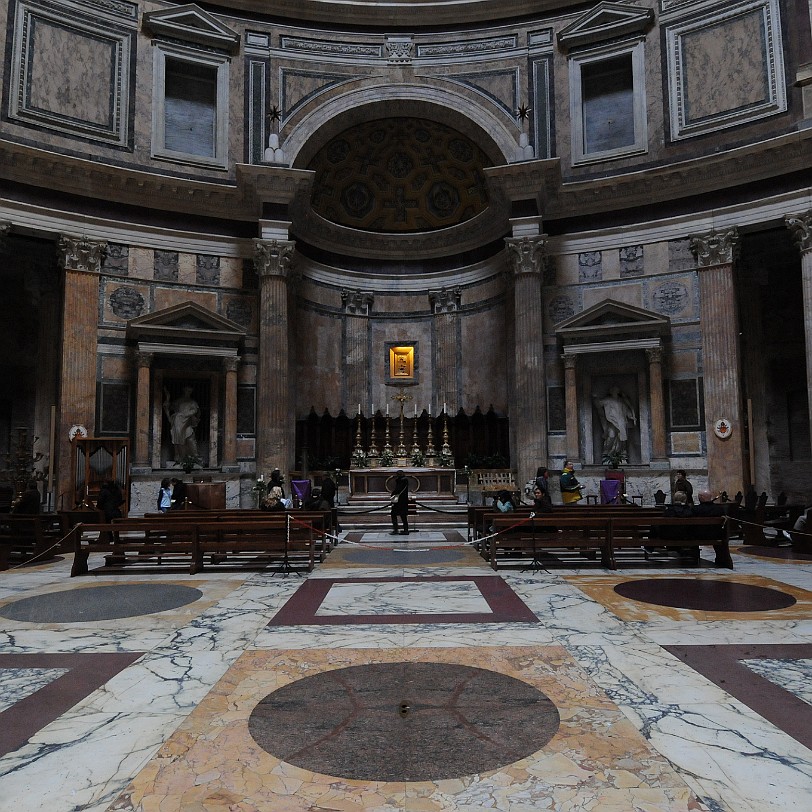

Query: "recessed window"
(164, 59), (217, 158)
(570, 41), (647, 164)
(152, 43), (229, 169)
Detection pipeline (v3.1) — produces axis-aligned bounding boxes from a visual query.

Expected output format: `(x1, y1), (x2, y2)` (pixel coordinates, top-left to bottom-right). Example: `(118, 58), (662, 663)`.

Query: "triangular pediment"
(557, 2), (654, 51)
(143, 4), (240, 53)
(556, 299), (669, 344)
(127, 301), (245, 349)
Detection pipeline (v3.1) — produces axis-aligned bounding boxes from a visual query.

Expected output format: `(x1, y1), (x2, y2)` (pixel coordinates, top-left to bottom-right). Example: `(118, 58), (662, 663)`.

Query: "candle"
(386, 404), (389, 416)
(358, 403), (361, 415)
(444, 401), (447, 414)
(414, 404), (417, 418)
(371, 402), (374, 415)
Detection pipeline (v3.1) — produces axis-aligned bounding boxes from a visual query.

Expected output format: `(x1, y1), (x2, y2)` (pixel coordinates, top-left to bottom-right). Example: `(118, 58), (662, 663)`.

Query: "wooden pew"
(0, 514), (64, 570)
(69, 516), (316, 576)
(486, 514), (613, 570)
(609, 515), (732, 568)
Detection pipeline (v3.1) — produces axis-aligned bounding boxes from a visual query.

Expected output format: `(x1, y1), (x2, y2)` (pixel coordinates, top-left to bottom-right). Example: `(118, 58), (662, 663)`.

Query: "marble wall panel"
(544, 290), (579, 327)
(294, 307), (343, 412)
(670, 430), (702, 454)
(649, 274), (696, 320)
(582, 283), (643, 310)
(236, 437), (255, 459)
(553, 254), (581, 286)
(369, 318), (433, 411)
(237, 364), (257, 385)
(459, 307), (508, 412)
(101, 355), (130, 379)
(177, 254), (197, 286)
(126, 248), (151, 281)
(103, 282), (149, 324)
(223, 295), (257, 334)
(218, 256), (242, 289)
(669, 350), (700, 376)
(153, 288), (217, 312)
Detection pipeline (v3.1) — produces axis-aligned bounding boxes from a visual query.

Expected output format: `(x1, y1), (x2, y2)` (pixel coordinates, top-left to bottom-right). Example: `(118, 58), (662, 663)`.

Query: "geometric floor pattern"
(1, 531), (811, 812)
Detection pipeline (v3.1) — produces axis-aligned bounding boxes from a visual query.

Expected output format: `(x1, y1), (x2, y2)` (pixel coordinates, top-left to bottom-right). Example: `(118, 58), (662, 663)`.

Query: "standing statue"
(163, 385), (200, 461)
(593, 386), (636, 460)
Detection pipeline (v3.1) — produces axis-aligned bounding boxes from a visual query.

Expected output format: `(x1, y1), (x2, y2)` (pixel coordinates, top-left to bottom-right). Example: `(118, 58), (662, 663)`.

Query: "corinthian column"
(505, 234), (547, 486)
(222, 356), (240, 469)
(57, 235), (106, 502)
(563, 353), (579, 462)
(133, 351), (153, 468)
(255, 238), (295, 475)
(786, 210), (812, 449)
(341, 289), (374, 412)
(429, 287), (461, 414)
(690, 228), (745, 493)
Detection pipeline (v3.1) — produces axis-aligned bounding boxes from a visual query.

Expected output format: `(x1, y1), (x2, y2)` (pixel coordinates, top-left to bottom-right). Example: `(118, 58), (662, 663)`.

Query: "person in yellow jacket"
(559, 461), (584, 504)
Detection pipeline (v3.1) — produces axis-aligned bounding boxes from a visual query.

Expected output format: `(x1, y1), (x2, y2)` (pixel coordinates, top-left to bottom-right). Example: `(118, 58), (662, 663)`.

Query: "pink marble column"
(222, 356), (239, 468)
(691, 228), (746, 493)
(646, 346), (667, 461)
(505, 235), (547, 485)
(563, 354), (580, 462)
(429, 287), (461, 414)
(255, 238), (295, 475)
(786, 211), (812, 449)
(134, 352), (153, 467)
(56, 235), (106, 504)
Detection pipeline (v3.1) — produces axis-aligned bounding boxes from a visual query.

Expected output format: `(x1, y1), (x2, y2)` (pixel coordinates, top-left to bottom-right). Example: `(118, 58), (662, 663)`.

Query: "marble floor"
(1, 528), (811, 811)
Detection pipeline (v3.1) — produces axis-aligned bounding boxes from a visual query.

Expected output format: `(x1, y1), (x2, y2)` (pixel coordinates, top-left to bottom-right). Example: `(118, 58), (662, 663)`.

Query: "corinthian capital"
(341, 289), (374, 316)
(254, 239), (295, 278)
(505, 235), (546, 277)
(57, 234), (106, 273)
(429, 287), (461, 314)
(786, 211), (812, 255)
(0, 221), (10, 247)
(689, 228), (739, 268)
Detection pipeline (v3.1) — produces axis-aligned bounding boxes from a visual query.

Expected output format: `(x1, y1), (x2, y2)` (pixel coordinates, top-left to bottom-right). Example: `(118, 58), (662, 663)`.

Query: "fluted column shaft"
(786, 211), (812, 450)
(255, 239), (294, 475)
(57, 235), (106, 504)
(430, 287), (461, 414)
(223, 357), (239, 467)
(564, 354), (580, 461)
(341, 290), (373, 412)
(691, 229), (745, 493)
(134, 352), (153, 466)
(505, 236), (547, 485)
(646, 347), (667, 460)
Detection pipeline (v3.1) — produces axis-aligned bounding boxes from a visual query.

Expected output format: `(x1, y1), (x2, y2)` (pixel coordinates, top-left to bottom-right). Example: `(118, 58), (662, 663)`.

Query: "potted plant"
(175, 453), (203, 475)
(602, 450), (626, 469)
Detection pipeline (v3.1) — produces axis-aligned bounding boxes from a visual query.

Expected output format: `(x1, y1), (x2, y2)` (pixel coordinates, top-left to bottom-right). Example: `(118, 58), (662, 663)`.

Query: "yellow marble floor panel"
(319, 543), (483, 569)
(566, 573), (812, 622)
(110, 646), (706, 812)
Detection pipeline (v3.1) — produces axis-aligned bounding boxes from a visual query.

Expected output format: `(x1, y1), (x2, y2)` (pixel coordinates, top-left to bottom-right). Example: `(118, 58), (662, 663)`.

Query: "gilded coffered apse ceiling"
(306, 118), (492, 233)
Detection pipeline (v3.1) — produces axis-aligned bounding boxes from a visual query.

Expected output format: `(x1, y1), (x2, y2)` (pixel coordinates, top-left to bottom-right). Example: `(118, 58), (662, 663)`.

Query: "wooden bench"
(486, 514), (613, 570)
(610, 515), (732, 568)
(483, 513), (731, 570)
(136, 509), (334, 559)
(0, 514), (64, 570)
(69, 516), (316, 576)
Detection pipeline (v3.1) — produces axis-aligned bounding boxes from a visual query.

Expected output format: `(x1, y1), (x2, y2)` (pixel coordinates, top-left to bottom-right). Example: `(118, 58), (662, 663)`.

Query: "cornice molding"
(0, 140), (314, 222)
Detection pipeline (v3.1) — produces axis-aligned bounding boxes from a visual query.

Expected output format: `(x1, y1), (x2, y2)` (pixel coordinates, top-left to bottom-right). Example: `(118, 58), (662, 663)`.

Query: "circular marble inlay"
(340, 547), (468, 565)
(248, 662), (560, 782)
(614, 578), (796, 612)
(0, 584), (203, 623)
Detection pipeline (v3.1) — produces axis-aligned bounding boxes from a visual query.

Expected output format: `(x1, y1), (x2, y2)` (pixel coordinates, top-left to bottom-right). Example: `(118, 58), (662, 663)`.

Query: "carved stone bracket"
(505, 235), (546, 276)
(254, 239), (295, 278)
(786, 211), (812, 255)
(690, 228), (740, 268)
(386, 35), (413, 63)
(429, 287), (462, 314)
(57, 235), (106, 273)
(341, 289), (374, 316)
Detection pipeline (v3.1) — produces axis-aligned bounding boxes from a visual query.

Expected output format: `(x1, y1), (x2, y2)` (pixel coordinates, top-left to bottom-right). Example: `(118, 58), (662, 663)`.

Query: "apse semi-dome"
(306, 118), (491, 233)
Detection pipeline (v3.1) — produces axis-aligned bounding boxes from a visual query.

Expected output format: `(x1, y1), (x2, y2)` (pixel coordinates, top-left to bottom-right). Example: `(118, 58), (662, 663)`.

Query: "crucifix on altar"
(392, 387), (412, 460)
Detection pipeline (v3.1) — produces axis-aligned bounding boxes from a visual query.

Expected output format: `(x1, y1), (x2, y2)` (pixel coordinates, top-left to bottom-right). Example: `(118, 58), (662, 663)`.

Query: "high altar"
(350, 468), (455, 497)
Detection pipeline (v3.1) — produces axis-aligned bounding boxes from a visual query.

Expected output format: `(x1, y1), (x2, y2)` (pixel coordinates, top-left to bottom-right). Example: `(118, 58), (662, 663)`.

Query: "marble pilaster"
(222, 356), (239, 469)
(133, 352), (153, 468)
(785, 210), (812, 453)
(255, 238), (295, 475)
(564, 354), (580, 462)
(429, 287), (461, 414)
(690, 228), (746, 493)
(646, 347), (667, 461)
(505, 235), (547, 485)
(56, 235), (105, 504)
(341, 290), (373, 413)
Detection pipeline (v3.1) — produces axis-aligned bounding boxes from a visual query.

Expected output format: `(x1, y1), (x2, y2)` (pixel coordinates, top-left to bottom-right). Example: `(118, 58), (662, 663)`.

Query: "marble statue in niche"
(163, 386), (200, 461)
(593, 386), (637, 461)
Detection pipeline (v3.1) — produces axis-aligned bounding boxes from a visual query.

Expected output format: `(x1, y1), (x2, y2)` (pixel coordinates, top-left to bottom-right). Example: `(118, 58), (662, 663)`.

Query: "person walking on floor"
(390, 470), (410, 535)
